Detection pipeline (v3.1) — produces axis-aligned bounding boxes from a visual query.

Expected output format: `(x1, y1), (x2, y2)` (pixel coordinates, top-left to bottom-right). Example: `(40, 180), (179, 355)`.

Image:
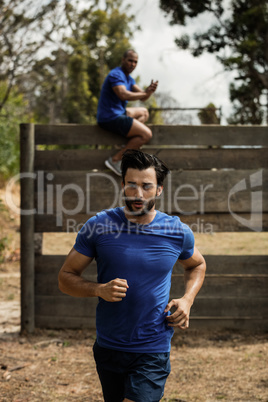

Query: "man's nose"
(134, 186), (143, 198)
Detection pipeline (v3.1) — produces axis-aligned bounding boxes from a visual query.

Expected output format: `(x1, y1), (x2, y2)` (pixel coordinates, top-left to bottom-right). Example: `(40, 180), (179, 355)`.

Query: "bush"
(0, 82), (30, 178)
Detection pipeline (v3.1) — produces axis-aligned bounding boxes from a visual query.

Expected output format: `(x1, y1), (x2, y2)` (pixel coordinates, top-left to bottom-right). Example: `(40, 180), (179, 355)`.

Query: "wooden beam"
(34, 124), (268, 146)
(34, 211), (268, 233)
(34, 315), (268, 330)
(34, 295), (268, 318)
(35, 254), (268, 275)
(20, 123), (35, 333)
(34, 148), (268, 170)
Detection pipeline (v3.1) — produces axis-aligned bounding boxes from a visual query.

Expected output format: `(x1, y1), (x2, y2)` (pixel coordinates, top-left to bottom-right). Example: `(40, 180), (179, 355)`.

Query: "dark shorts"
(98, 112), (133, 138)
(93, 341), (170, 402)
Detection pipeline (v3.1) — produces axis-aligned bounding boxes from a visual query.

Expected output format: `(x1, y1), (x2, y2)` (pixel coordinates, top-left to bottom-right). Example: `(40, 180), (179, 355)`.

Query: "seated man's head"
(121, 49), (138, 75)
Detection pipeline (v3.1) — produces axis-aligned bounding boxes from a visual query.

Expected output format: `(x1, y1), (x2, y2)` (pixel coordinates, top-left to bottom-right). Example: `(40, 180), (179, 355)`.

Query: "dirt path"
(1, 328), (268, 401)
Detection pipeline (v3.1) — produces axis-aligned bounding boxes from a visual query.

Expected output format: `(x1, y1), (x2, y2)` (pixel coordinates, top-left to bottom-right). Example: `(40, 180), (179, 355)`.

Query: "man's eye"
(143, 184), (152, 190)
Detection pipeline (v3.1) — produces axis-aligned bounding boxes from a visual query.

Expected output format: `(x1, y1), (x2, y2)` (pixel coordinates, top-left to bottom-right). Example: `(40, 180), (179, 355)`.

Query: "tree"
(198, 103), (220, 124)
(159, 0), (268, 124)
(0, 0), (61, 115)
(26, 0), (136, 124)
(0, 82), (29, 176)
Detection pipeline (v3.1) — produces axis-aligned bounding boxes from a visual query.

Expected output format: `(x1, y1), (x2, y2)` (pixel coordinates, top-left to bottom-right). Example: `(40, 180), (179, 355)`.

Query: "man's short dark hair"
(121, 149), (170, 186)
(123, 49), (137, 59)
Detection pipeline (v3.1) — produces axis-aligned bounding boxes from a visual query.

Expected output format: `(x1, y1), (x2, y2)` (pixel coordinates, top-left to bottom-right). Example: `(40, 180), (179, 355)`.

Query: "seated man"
(97, 49), (158, 175)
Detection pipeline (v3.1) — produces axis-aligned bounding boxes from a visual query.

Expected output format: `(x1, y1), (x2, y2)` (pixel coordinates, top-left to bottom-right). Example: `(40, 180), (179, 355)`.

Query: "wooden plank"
(34, 124), (268, 146)
(192, 255), (268, 275)
(35, 295), (98, 317)
(151, 125), (268, 146)
(34, 187), (267, 215)
(190, 297), (268, 318)
(36, 254), (268, 275)
(34, 148), (268, 170)
(187, 318), (268, 331)
(34, 315), (268, 331)
(170, 275), (268, 298)
(34, 168), (268, 188)
(34, 212), (268, 232)
(20, 123), (35, 333)
(33, 168), (268, 215)
(35, 272), (97, 295)
(35, 268), (268, 298)
(35, 315), (96, 329)
(34, 295), (267, 318)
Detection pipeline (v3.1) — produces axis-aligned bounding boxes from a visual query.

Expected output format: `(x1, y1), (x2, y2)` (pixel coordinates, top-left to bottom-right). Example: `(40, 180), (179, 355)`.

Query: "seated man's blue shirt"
(74, 207), (195, 353)
(97, 66), (136, 123)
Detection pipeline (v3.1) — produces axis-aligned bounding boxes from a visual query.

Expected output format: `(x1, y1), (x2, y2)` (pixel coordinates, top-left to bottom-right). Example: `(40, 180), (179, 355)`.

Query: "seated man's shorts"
(98, 112), (133, 138)
(93, 341), (171, 402)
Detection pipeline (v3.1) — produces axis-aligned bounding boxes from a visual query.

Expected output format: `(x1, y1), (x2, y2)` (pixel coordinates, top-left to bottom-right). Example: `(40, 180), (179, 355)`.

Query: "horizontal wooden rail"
(35, 255), (268, 275)
(34, 213), (268, 232)
(33, 124), (268, 146)
(32, 169), (268, 217)
(34, 295), (268, 318)
(34, 315), (268, 331)
(34, 148), (268, 170)
(34, 254), (268, 330)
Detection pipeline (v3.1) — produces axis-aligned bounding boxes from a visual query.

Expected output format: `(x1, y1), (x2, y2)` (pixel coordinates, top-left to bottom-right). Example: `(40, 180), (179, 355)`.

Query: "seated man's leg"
(126, 107), (149, 123)
(104, 112), (152, 175)
(112, 118), (152, 163)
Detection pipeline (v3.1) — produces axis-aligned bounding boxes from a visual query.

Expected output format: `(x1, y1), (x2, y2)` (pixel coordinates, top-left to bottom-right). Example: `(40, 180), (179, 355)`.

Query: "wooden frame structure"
(20, 124), (268, 332)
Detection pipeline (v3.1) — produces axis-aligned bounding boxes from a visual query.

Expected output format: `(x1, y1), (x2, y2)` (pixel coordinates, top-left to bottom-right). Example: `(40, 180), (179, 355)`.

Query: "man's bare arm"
(165, 246), (206, 329)
(112, 85), (147, 101)
(113, 80), (158, 102)
(58, 248), (129, 302)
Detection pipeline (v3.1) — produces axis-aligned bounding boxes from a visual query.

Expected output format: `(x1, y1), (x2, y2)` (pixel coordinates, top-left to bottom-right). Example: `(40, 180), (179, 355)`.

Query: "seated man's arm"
(113, 80), (158, 102)
(58, 247), (129, 302)
(112, 85), (147, 101)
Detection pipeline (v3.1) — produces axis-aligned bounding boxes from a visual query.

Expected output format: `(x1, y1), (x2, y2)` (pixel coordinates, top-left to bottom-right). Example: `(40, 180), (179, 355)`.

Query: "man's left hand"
(164, 297), (193, 330)
(146, 80), (158, 94)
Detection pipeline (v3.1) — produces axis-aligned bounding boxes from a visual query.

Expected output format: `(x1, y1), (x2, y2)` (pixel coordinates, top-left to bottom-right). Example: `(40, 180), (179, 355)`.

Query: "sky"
(123, 0), (235, 124)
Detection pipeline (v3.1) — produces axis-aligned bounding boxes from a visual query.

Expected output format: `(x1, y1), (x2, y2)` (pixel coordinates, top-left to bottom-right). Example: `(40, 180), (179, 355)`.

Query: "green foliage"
(160, 0), (268, 124)
(0, 0), (60, 114)
(28, 0), (136, 124)
(198, 103), (220, 124)
(227, 81), (264, 124)
(143, 96), (164, 125)
(0, 81), (29, 177)
(0, 236), (9, 263)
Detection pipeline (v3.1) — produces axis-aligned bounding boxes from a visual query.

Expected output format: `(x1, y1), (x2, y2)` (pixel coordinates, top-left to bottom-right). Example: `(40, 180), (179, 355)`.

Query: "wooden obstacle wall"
(20, 124), (268, 332)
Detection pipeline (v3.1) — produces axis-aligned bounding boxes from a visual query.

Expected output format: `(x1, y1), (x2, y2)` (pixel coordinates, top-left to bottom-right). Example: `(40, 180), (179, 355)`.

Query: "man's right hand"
(98, 278), (129, 302)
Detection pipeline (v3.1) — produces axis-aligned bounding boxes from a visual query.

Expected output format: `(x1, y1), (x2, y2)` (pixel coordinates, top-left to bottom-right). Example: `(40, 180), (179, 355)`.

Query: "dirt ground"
(0, 184), (268, 401)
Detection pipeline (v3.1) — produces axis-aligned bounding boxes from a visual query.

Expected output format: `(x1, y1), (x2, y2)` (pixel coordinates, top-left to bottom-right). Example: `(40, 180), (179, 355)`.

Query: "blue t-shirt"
(97, 66), (136, 123)
(74, 207), (195, 353)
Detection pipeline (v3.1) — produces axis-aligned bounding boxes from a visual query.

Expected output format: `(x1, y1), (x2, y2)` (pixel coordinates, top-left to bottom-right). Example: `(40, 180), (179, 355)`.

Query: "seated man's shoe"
(105, 157), (122, 176)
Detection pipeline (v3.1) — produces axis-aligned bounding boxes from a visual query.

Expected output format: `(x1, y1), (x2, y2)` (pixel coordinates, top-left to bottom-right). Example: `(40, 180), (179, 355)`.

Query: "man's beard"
(124, 191), (156, 217)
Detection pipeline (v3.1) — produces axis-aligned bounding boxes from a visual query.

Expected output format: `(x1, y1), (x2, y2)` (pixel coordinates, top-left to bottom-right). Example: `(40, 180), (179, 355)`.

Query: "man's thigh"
(126, 107), (149, 122)
(93, 342), (170, 402)
(93, 342), (126, 402)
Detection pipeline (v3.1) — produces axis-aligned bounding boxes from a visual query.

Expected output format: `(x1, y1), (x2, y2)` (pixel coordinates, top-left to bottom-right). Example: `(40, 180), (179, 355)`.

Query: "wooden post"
(20, 123), (35, 333)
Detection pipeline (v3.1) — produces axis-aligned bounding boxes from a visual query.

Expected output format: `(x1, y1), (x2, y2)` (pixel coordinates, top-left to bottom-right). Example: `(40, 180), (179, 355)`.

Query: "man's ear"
(157, 185), (163, 197)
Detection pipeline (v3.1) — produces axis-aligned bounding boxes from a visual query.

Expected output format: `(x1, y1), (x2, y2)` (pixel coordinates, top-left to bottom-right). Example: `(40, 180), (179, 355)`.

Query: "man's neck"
(121, 66), (129, 76)
(124, 208), (156, 225)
